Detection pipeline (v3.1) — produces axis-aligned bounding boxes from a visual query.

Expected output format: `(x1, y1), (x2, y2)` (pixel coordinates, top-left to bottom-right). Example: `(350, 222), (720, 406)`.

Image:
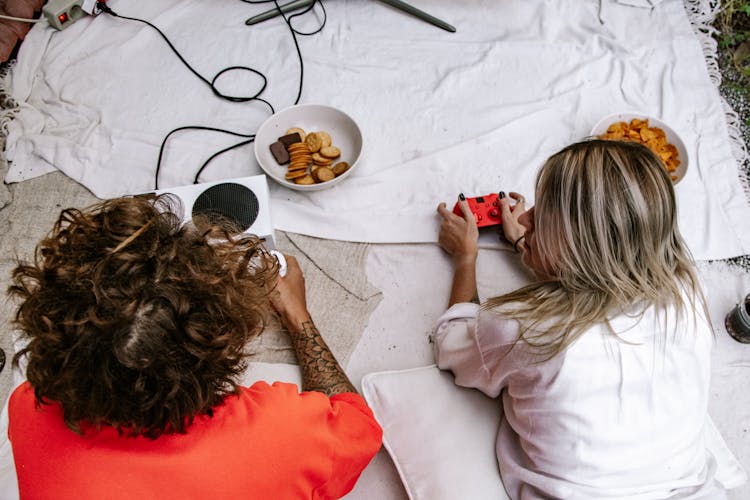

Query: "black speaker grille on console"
(192, 183), (259, 233)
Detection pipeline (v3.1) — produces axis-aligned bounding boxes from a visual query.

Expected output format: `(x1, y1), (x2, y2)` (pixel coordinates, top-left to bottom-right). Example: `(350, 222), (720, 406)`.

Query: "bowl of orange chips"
(591, 113), (688, 184)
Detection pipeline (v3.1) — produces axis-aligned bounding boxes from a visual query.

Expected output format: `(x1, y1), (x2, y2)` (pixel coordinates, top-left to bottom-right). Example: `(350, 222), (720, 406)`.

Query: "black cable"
(244, 0), (327, 104)
(96, 2), (274, 108)
(95, 1), (326, 188)
(154, 126), (257, 188)
(281, 0), (327, 36)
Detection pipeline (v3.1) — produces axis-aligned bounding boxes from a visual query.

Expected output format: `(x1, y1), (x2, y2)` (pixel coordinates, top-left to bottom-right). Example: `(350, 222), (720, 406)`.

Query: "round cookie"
(285, 169), (308, 180)
(332, 161), (350, 176)
(305, 132), (323, 153)
(319, 146), (340, 159)
(316, 131), (332, 147)
(312, 153), (334, 166)
(289, 154), (312, 164)
(295, 174), (316, 185)
(290, 164), (311, 171)
(313, 167), (335, 183)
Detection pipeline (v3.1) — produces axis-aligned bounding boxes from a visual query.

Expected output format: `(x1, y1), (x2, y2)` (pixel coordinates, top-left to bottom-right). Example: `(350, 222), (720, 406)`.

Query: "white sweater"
(434, 296), (740, 499)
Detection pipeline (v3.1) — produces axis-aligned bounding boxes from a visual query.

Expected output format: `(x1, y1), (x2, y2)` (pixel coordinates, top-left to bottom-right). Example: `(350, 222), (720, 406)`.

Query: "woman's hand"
(437, 195), (480, 306)
(436, 195), (479, 267)
(269, 255), (311, 333)
(499, 192), (527, 250)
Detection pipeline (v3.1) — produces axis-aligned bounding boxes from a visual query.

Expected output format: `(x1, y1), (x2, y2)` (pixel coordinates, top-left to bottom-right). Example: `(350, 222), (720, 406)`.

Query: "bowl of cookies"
(591, 112), (688, 184)
(254, 104), (363, 191)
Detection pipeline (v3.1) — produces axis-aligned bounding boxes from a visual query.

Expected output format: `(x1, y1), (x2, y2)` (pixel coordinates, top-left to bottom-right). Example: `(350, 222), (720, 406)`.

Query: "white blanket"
(3, 0), (749, 259)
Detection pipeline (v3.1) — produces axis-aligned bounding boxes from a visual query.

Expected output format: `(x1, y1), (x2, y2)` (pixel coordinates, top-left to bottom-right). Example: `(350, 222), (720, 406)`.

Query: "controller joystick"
(453, 193), (503, 228)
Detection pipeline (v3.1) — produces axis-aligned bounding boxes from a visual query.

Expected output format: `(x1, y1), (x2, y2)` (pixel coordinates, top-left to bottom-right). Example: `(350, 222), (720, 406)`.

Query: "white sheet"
(3, 0), (749, 259)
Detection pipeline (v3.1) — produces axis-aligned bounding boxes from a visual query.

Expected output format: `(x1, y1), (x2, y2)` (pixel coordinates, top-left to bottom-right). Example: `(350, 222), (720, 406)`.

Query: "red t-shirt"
(9, 381), (382, 499)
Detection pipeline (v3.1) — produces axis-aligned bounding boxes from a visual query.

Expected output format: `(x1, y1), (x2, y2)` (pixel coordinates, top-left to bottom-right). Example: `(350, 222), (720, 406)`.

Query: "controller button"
(476, 214), (483, 221)
(490, 209), (499, 217)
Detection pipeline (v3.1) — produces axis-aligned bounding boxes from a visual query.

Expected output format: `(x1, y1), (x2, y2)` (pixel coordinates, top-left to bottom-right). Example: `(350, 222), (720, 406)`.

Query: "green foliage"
(719, 31), (748, 49)
(717, 0), (750, 89)
(718, 0), (750, 46)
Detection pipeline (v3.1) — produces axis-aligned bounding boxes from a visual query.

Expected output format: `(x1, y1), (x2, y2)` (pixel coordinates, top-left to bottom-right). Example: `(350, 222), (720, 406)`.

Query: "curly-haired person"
(6, 195), (382, 499)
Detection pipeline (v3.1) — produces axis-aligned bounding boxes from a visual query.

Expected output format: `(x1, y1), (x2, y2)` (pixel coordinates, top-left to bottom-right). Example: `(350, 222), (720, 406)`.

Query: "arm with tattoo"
(270, 255), (358, 396)
(286, 318), (357, 396)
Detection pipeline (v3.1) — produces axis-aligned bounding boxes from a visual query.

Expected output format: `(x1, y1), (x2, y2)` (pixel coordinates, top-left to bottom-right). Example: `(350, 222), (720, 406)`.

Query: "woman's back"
(434, 295), (720, 498)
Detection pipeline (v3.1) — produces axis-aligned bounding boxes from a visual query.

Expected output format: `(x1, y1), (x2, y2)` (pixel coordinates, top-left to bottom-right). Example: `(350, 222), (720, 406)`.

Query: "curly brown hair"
(9, 195), (278, 438)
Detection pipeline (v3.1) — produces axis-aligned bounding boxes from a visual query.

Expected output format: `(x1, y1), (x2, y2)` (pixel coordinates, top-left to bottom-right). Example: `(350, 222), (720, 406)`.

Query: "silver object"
(246, 0), (315, 25)
(726, 293), (750, 343)
(378, 0), (455, 33)
(246, 0), (455, 33)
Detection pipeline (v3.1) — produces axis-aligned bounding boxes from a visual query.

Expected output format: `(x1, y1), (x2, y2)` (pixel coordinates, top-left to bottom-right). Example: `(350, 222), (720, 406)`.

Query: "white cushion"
(361, 365), (748, 500)
(361, 365), (510, 500)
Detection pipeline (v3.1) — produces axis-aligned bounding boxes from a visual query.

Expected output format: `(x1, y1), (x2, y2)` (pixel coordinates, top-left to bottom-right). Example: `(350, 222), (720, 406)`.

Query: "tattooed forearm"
(290, 319), (357, 397)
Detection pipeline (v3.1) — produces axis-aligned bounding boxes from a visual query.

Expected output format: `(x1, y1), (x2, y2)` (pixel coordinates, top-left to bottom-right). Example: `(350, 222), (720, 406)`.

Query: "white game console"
(150, 175), (276, 249)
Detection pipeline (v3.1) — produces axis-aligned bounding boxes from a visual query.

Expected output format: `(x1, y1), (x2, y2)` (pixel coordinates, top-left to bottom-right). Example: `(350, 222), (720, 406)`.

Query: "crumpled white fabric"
(616, 0), (664, 7)
(3, 0), (749, 259)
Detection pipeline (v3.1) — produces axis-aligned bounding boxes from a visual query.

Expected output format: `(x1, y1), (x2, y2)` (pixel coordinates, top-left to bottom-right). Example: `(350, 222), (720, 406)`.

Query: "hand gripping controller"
(453, 193), (503, 228)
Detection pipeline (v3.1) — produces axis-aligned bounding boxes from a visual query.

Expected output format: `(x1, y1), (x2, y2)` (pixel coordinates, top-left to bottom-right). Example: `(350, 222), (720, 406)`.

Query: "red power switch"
(58, 12), (69, 24)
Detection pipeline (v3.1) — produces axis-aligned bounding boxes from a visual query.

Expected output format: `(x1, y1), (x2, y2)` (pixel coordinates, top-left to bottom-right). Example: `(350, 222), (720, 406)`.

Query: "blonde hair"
(484, 139), (706, 358)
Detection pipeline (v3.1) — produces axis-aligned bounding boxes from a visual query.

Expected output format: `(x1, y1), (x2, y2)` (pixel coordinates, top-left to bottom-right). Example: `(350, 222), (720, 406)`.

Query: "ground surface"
(717, 41), (750, 269)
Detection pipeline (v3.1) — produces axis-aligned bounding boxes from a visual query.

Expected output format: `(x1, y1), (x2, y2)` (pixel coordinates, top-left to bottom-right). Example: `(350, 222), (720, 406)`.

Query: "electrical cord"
(94, 0), (326, 188)
(96, 2), (273, 107)
(245, 0), (328, 105)
(154, 126), (256, 195)
(0, 14), (44, 23)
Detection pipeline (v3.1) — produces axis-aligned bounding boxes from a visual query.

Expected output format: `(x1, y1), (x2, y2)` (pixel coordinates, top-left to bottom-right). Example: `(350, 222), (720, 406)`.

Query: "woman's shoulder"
(8, 382), (36, 415)
(476, 306), (524, 345)
(475, 307), (563, 370)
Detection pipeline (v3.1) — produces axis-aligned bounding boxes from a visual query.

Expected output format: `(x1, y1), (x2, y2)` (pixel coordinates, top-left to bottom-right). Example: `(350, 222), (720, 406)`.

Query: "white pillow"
(361, 365), (510, 500)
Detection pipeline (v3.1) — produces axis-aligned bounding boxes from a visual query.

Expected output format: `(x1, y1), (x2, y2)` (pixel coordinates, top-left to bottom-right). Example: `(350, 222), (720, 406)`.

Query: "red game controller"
(453, 193), (503, 228)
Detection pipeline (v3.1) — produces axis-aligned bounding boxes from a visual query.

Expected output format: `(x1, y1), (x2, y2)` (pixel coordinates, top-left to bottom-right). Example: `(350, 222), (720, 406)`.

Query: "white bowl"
(590, 112), (688, 184)
(254, 104), (363, 192)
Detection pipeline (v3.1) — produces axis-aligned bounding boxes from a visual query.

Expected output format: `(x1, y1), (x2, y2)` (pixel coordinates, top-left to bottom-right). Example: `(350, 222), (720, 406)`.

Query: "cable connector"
(96, 1), (115, 16)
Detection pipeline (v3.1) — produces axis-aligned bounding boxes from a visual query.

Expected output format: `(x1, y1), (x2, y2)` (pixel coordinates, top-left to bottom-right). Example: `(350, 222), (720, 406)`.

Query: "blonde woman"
(434, 140), (734, 498)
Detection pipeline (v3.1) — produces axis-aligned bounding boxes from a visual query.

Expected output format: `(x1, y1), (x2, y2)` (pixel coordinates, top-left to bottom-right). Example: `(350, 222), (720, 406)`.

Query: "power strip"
(42, 0), (103, 30)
